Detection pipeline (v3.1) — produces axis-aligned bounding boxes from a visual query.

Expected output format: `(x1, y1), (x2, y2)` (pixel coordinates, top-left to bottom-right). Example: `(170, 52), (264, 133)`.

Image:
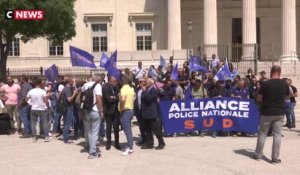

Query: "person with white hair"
(141, 78), (165, 150)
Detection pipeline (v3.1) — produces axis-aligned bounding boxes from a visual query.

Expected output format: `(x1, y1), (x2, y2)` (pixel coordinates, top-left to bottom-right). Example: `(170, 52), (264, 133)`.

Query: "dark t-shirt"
(159, 87), (175, 101)
(290, 85), (297, 103)
(62, 86), (74, 107)
(20, 82), (33, 100)
(259, 79), (289, 116)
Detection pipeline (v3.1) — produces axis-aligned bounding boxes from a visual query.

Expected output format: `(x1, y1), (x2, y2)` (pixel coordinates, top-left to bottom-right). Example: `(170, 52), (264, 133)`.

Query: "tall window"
(136, 23), (152, 51)
(92, 24), (107, 52)
(49, 42), (64, 56)
(8, 37), (20, 56)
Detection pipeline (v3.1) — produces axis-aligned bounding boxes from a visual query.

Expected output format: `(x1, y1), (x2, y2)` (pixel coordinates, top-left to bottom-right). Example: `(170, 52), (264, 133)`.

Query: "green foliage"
(0, 0), (76, 45)
(0, 0), (76, 79)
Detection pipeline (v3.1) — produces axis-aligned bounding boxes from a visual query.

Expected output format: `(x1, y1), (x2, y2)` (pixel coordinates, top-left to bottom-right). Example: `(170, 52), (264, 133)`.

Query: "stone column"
(281, 0), (297, 61)
(167, 0), (182, 50)
(203, 0), (218, 60)
(242, 0), (256, 60)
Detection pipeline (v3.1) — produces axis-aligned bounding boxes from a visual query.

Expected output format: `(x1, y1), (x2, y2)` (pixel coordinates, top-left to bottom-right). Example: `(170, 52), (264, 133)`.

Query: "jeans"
(73, 104), (80, 135)
(290, 102), (296, 127)
(99, 118), (106, 138)
(6, 105), (20, 130)
(53, 112), (63, 133)
(255, 115), (284, 159)
(30, 110), (49, 138)
(120, 110), (134, 149)
(63, 107), (74, 142)
(19, 105), (31, 134)
(84, 110), (101, 155)
(285, 102), (292, 128)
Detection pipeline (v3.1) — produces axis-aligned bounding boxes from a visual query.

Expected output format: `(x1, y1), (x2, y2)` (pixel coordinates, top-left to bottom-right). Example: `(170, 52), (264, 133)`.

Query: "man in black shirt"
(102, 76), (121, 150)
(288, 79), (297, 128)
(254, 65), (290, 164)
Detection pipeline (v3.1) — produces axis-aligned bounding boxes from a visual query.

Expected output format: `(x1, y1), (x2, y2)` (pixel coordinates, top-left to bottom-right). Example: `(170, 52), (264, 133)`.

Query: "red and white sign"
(5, 10), (45, 20)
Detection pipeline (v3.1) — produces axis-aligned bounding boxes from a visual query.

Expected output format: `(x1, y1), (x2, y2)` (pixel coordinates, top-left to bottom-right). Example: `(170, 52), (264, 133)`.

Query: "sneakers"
(64, 140), (74, 144)
(252, 154), (262, 161)
(44, 137), (50, 142)
(271, 158), (281, 164)
(32, 136), (37, 143)
(19, 134), (31, 138)
(88, 153), (101, 159)
(121, 148), (134, 156)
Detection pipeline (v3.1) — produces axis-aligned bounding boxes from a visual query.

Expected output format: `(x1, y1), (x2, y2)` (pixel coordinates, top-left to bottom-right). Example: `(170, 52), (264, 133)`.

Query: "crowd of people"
(0, 54), (297, 161)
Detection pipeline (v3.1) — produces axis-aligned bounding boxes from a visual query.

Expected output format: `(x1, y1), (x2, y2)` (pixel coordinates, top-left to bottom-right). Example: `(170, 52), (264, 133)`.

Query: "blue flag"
(110, 50), (117, 67)
(189, 56), (208, 73)
(44, 64), (58, 82)
(100, 53), (109, 68)
(102, 50), (120, 80)
(214, 60), (232, 81)
(106, 65), (121, 80)
(171, 62), (178, 80)
(231, 69), (239, 79)
(70, 45), (97, 68)
(160, 56), (167, 68)
(148, 67), (158, 78)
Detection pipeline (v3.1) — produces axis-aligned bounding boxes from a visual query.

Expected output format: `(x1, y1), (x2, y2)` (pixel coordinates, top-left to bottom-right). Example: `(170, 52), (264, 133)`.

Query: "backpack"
(80, 82), (98, 111)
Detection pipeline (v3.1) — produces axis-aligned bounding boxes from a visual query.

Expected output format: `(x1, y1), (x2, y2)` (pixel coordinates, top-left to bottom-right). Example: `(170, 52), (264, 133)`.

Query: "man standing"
(288, 79), (297, 128)
(1, 76), (21, 133)
(26, 78), (49, 143)
(254, 65), (290, 164)
(19, 75), (33, 138)
(130, 61), (147, 80)
(81, 73), (103, 159)
(102, 76), (121, 150)
(134, 78), (146, 145)
(53, 75), (65, 136)
(141, 78), (165, 150)
(61, 79), (78, 144)
(210, 54), (220, 70)
(119, 77), (136, 156)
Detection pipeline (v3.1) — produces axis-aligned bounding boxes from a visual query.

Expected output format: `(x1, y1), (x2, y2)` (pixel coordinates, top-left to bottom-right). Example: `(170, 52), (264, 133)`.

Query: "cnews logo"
(5, 10), (45, 20)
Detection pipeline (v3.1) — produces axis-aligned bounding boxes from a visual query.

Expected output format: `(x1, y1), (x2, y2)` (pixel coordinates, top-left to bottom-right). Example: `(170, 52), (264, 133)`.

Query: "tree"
(0, 0), (76, 80)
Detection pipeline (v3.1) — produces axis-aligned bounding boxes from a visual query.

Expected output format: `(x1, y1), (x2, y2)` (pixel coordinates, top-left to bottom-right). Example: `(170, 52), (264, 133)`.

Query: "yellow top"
(119, 84), (135, 111)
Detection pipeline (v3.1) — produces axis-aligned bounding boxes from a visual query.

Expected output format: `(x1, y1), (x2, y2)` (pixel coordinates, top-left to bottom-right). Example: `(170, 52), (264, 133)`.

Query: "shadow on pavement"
(234, 149), (272, 163)
(282, 128), (300, 133)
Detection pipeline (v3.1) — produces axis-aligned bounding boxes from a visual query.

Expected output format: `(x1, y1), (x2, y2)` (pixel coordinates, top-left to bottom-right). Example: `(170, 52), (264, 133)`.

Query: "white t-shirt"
(81, 81), (102, 112)
(131, 67), (147, 79)
(211, 58), (220, 68)
(58, 84), (64, 92)
(44, 87), (51, 108)
(27, 88), (47, 110)
(56, 84), (64, 99)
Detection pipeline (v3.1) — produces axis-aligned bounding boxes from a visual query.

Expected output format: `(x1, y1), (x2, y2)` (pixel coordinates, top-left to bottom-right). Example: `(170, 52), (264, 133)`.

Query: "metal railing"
(197, 43), (276, 75)
(198, 43), (274, 61)
(6, 47), (299, 77)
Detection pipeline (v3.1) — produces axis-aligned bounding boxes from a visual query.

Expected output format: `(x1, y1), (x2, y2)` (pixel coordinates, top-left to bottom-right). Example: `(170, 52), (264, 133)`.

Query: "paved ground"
(0, 122), (300, 175)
